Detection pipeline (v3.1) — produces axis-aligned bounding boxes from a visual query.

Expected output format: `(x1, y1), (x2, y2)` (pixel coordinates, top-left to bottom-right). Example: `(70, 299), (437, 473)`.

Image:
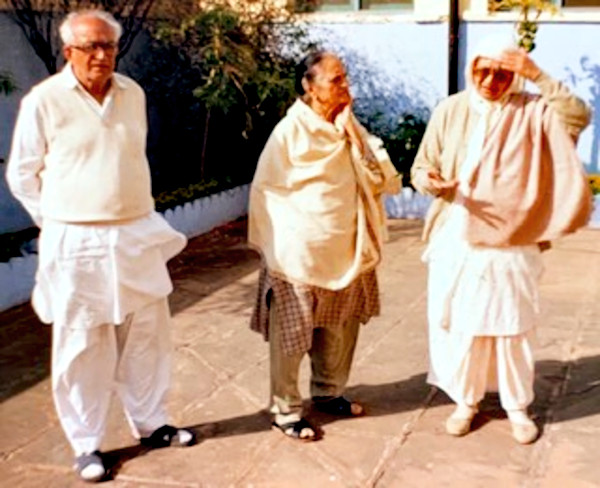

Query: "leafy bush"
(128, 0), (314, 197)
(357, 110), (429, 188)
(0, 71), (17, 96)
(154, 178), (233, 212)
(489, 0), (557, 52)
(0, 227), (39, 262)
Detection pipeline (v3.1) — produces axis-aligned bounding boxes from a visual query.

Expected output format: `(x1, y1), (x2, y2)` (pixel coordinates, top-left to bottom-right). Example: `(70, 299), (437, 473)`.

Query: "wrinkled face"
(305, 55), (351, 113)
(63, 16), (117, 88)
(472, 56), (514, 101)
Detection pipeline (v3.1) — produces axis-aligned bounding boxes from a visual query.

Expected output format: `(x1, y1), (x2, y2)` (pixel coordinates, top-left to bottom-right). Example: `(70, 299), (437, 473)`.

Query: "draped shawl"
(248, 99), (397, 290)
(462, 89), (592, 247)
(458, 33), (592, 246)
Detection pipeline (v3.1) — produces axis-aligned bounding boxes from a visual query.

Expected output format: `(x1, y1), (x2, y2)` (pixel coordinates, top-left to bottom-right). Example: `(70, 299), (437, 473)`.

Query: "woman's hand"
(428, 170), (458, 198)
(344, 115), (365, 154)
(499, 49), (542, 81)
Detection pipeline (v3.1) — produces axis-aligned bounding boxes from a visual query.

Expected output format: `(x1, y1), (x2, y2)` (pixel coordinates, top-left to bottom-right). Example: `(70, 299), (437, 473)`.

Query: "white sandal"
(507, 410), (539, 444)
(445, 404), (478, 437)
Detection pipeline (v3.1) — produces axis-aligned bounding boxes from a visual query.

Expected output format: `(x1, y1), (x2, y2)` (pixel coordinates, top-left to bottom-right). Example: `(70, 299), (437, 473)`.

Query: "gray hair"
(59, 10), (122, 45)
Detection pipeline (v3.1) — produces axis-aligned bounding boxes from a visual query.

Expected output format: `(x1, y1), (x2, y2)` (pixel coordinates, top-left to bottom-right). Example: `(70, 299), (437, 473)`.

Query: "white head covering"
(466, 33), (521, 93)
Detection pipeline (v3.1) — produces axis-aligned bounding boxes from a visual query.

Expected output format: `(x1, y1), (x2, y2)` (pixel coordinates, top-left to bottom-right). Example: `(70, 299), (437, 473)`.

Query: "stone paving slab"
(0, 219), (599, 487)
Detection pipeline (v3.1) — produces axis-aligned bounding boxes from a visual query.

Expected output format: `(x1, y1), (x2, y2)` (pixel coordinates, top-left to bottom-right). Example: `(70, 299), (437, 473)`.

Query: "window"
(561, 0), (600, 6)
(489, 0), (600, 8)
(308, 0), (413, 11)
(360, 0), (413, 8)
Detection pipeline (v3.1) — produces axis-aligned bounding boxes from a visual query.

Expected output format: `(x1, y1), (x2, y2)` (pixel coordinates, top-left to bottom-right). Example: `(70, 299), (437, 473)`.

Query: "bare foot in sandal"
(272, 417), (319, 441)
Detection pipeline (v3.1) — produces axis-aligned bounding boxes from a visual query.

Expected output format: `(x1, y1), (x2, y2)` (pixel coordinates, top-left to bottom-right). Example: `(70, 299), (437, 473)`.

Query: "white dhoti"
(35, 212), (186, 455)
(424, 225), (543, 410)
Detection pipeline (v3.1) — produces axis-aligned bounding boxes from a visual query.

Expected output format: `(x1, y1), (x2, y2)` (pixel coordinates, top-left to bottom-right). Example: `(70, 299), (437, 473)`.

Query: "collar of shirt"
(60, 63), (126, 117)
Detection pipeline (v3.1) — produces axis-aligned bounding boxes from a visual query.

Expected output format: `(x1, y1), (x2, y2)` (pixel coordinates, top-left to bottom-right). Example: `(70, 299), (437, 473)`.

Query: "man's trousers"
(51, 298), (171, 455)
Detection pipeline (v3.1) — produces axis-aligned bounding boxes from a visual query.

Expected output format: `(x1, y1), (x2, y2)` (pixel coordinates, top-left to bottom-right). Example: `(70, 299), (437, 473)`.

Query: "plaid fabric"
(250, 266), (380, 355)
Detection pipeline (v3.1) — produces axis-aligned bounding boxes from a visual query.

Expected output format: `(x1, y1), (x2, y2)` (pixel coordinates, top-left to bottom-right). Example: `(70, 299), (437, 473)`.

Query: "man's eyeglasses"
(473, 67), (513, 83)
(70, 42), (118, 55)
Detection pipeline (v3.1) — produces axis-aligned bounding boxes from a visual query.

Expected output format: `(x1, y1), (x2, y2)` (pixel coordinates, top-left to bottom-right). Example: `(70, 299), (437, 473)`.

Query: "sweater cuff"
(532, 70), (555, 94)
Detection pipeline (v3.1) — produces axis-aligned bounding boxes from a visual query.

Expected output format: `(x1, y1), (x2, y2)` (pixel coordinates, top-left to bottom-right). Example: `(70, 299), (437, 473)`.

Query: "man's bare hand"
(499, 49), (542, 81)
(428, 170), (458, 198)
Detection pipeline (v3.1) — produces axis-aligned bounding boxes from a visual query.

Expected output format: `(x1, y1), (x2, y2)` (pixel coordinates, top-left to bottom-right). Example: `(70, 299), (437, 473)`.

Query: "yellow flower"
(589, 174), (600, 195)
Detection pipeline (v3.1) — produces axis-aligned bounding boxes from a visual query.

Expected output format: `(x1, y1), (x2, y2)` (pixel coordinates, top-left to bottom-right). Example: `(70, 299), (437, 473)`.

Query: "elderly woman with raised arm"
(248, 51), (399, 441)
(411, 35), (592, 444)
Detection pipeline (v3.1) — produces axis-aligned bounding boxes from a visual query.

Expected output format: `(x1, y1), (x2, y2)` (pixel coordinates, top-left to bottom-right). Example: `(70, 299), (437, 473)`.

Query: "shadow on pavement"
(0, 304), (50, 402)
(102, 444), (151, 481)
(88, 354), (600, 477)
(167, 218), (260, 315)
(534, 355), (600, 424)
(0, 218), (260, 403)
(386, 219), (424, 243)
(196, 374), (438, 442)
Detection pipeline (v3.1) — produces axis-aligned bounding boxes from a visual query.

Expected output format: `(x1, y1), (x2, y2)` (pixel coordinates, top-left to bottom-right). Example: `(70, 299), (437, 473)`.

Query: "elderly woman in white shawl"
(248, 51), (399, 441)
(411, 35), (591, 444)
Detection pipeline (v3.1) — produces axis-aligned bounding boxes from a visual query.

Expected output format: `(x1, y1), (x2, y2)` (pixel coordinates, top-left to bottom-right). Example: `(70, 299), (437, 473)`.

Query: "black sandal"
(140, 424), (197, 448)
(271, 417), (319, 441)
(313, 396), (364, 416)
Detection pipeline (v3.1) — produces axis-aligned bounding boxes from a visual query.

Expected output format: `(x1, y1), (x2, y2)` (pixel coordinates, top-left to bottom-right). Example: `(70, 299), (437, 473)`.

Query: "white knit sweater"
(8, 65), (154, 224)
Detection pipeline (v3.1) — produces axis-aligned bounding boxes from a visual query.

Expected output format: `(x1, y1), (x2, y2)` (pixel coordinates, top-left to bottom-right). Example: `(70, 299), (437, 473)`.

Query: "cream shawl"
(463, 94), (592, 246)
(248, 99), (398, 290)
(462, 34), (592, 246)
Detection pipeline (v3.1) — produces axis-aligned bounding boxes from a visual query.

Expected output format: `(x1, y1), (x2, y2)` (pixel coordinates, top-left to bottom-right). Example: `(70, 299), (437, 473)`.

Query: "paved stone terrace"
(1, 218), (599, 488)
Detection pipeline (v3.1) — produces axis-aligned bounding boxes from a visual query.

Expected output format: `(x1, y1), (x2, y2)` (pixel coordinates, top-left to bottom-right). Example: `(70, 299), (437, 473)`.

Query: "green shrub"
(129, 0), (314, 197)
(0, 227), (39, 263)
(358, 110), (429, 188)
(154, 178), (232, 212)
(0, 71), (17, 96)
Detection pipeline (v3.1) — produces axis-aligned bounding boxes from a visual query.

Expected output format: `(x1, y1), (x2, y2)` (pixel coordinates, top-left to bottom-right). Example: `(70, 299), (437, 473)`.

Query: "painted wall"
(0, 14), (49, 232)
(309, 21), (448, 122)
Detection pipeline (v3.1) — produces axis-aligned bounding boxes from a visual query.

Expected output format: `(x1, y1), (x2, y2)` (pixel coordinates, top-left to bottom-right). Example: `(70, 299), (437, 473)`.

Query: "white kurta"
(34, 212), (186, 329)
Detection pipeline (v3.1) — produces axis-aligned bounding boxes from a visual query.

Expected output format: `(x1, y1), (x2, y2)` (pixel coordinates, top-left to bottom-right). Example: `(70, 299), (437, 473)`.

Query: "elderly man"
(7, 10), (195, 482)
(411, 35), (591, 444)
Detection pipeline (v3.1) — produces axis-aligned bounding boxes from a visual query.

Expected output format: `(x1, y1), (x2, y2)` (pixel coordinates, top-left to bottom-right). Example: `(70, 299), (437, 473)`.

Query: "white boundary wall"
(1, 186), (599, 313)
(384, 187), (433, 220)
(162, 185), (250, 238)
